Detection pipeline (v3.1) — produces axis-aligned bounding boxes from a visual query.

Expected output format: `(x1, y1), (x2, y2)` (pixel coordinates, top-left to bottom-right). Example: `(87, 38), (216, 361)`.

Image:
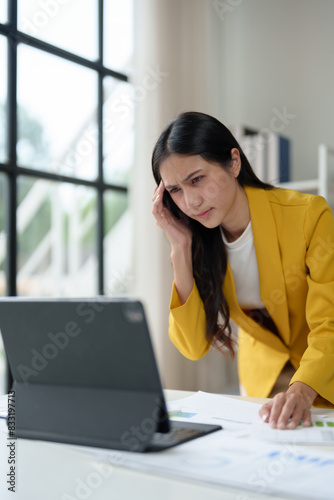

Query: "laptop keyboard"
(146, 420), (222, 451)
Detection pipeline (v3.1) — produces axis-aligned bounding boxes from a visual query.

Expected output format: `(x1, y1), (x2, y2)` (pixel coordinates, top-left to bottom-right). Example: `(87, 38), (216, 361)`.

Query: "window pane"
(0, 36), (7, 163)
(0, 0), (7, 24)
(17, 177), (98, 297)
(104, 190), (132, 296)
(0, 173), (6, 295)
(17, 45), (98, 180)
(17, 0), (98, 60)
(103, 77), (134, 185)
(0, 174), (5, 394)
(0, 328), (4, 394)
(104, 0), (133, 73)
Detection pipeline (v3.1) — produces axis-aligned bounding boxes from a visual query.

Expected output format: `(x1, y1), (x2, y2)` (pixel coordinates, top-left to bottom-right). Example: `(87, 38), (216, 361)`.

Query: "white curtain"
(130, 0), (239, 394)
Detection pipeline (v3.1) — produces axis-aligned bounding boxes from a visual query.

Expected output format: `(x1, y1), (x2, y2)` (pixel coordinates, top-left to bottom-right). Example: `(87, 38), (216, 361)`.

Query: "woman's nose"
(184, 189), (202, 209)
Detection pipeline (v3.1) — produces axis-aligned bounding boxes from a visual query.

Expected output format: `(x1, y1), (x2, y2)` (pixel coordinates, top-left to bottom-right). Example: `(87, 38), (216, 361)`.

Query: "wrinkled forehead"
(160, 154), (226, 186)
(160, 154), (201, 184)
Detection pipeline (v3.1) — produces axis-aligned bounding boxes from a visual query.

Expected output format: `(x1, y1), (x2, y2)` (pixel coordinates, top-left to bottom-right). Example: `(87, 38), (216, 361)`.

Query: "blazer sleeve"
(290, 196), (334, 404)
(169, 279), (211, 360)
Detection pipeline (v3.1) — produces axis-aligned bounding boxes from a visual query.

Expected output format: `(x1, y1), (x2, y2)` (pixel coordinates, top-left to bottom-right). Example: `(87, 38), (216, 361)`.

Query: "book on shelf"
(266, 132), (290, 184)
(230, 125), (291, 184)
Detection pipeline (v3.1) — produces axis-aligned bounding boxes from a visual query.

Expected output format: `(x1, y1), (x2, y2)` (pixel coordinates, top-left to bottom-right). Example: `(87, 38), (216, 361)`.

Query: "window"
(0, 174), (5, 295)
(103, 77), (134, 185)
(17, 0), (98, 60)
(0, 1), (7, 25)
(17, 44), (98, 178)
(0, 35), (7, 163)
(0, 1), (134, 393)
(104, 0), (133, 73)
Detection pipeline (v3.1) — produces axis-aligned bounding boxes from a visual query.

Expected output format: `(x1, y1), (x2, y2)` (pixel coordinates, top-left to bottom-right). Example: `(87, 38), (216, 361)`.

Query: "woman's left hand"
(258, 382), (318, 429)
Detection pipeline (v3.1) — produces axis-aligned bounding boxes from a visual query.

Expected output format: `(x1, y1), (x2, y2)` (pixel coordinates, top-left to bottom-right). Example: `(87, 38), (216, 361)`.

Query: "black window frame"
(0, 0), (131, 391)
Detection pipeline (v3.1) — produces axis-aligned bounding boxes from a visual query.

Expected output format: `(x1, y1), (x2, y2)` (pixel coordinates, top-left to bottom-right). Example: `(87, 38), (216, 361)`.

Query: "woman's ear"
(230, 148), (242, 178)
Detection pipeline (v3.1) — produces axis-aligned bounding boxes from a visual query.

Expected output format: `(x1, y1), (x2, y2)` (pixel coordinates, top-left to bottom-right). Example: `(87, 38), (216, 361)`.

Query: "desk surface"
(1, 390), (333, 500)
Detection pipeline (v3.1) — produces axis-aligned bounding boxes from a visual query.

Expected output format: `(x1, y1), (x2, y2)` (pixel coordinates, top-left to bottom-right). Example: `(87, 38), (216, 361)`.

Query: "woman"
(151, 111), (334, 430)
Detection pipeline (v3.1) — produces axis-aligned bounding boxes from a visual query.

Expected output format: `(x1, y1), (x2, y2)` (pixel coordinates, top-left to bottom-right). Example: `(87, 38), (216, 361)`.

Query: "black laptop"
(0, 297), (221, 452)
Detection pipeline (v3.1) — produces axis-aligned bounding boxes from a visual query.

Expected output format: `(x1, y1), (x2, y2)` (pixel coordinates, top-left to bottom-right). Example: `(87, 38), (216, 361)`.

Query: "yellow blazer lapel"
(244, 186), (290, 345)
(223, 263), (289, 353)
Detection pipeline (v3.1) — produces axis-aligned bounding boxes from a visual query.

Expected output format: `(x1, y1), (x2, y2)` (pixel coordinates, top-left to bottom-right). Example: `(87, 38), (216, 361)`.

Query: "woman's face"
(159, 151), (248, 233)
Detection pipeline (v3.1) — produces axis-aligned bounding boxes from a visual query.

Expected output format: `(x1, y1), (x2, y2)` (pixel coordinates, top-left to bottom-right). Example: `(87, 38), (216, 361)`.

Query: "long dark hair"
(152, 111), (272, 357)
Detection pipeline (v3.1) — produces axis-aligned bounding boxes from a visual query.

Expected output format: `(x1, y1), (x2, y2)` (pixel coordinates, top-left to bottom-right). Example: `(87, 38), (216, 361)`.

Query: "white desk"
(0, 390), (333, 500)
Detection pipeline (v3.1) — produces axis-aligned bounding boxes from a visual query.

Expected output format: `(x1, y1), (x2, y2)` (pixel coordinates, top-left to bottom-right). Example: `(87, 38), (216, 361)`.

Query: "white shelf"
(275, 178), (319, 193)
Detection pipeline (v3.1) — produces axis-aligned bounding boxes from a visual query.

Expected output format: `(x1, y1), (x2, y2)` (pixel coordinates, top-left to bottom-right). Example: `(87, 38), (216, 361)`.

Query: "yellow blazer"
(169, 186), (334, 407)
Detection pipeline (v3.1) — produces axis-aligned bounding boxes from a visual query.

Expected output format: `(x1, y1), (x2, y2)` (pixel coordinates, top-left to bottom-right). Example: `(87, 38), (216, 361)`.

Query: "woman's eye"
(192, 176), (203, 184)
(170, 187), (180, 194)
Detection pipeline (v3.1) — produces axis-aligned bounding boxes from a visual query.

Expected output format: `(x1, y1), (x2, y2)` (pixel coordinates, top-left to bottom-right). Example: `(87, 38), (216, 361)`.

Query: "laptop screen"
(0, 297), (162, 392)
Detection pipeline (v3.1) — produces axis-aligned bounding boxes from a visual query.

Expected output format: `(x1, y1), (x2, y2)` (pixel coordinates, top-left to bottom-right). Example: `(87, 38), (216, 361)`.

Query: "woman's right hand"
(152, 180), (192, 250)
(153, 180), (194, 304)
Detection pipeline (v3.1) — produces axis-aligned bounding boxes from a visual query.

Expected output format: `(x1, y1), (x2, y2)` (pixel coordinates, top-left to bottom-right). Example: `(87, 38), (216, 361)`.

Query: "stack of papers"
(168, 390), (261, 429)
(167, 391), (334, 444)
(68, 391), (334, 500)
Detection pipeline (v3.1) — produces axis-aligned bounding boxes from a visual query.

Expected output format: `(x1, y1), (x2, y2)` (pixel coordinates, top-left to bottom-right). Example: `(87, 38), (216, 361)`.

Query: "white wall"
(217, 0), (334, 181)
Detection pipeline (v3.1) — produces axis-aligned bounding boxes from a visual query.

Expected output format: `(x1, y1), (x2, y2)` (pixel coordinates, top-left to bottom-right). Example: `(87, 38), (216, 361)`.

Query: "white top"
(221, 221), (265, 309)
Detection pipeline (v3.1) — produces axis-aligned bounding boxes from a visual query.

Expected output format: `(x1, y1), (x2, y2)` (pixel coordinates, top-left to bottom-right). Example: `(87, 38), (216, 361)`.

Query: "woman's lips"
(196, 208), (212, 219)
